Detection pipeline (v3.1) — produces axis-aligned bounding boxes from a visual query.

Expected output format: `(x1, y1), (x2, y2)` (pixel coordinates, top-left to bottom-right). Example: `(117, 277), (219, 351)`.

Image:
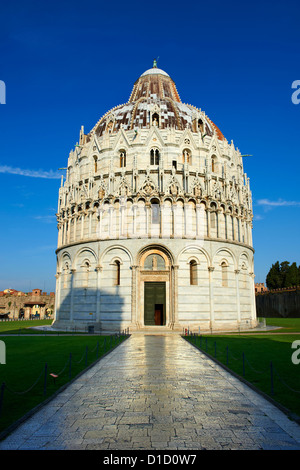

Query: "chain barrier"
(244, 355), (269, 375)
(55, 357), (70, 377)
(0, 331), (130, 421)
(72, 348), (87, 365)
(187, 334), (300, 397)
(273, 364), (300, 394)
(4, 367), (45, 395)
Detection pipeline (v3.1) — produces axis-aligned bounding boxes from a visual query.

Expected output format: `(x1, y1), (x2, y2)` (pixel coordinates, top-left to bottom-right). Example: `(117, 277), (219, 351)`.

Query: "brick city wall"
(256, 286), (300, 317)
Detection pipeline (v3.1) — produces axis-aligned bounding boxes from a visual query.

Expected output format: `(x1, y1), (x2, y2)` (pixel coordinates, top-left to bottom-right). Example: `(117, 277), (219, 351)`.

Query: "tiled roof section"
(129, 73), (181, 103)
(207, 118), (225, 141)
(90, 68), (225, 141)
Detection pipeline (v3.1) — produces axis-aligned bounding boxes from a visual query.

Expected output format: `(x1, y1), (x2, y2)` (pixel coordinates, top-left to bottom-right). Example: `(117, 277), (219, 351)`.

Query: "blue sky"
(0, 0), (299, 292)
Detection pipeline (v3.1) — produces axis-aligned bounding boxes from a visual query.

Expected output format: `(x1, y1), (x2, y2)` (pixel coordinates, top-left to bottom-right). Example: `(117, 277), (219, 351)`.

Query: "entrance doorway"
(144, 282), (166, 326)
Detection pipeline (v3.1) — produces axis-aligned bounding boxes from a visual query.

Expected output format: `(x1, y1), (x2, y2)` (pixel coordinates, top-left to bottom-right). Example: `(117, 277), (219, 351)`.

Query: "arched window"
(182, 149), (191, 165)
(152, 113), (159, 127)
(190, 260), (198, 285)
(221, 261), (228, 287)
(211, 155), (216, 173)
(198, 119), (204, 133)
(150, 148), (160, 165)
(120, 150), (126, 168)
(210, 211), (217, 229)
(151, 200), (160, 224)
(106, 120), (113, 133)
(114, 260), (120, 286)
(93, 156), (98, 173)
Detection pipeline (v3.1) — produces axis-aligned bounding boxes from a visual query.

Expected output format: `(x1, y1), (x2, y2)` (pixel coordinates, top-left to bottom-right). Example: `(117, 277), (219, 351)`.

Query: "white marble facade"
(53, 64), (257, 333)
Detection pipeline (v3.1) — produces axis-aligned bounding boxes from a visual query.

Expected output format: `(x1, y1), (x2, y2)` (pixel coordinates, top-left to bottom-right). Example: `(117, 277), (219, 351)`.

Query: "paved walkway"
(1, 335), (300, 450)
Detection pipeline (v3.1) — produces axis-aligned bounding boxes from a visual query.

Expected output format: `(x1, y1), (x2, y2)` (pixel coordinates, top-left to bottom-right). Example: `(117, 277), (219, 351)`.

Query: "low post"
(270, 361), (274, 396)
(242, 352), (245, 377)
(69, 353), (72, 380)
(0, 382), (5, 418)
(43, 363), (48, 396)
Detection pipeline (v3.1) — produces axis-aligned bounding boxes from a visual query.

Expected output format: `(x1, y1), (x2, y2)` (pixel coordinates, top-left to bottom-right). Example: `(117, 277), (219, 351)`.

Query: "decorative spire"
(153, 57), (158, 68)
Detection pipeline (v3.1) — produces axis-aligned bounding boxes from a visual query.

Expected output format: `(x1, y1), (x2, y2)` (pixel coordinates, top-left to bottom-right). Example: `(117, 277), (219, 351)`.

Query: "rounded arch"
(187, 255), (201, 265)
(74, 247), (98, 269)
(238, 251), (252, 271)
(187, 197), (197, 205)
(100, 244), (134, 266)
(176, 197), (185, 204)
(162, 196), (173, 204)
(212, 247), (237, 270)
(80, 258), (92, 268)
(220, 258), (229, 267)
(177, 244), (211, 267)
(109, 256), (124, 266)
(58, 251), (72, 272)
(137, 243), (174, 267)
(149, 196), (160, 204)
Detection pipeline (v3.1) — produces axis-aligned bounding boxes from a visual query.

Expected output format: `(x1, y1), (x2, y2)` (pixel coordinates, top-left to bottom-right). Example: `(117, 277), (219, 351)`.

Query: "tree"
(280, 261), (290, 287)
(266, 260), (300, 289)
(284, 262), (300, 287)
(266, 261), (282, 289)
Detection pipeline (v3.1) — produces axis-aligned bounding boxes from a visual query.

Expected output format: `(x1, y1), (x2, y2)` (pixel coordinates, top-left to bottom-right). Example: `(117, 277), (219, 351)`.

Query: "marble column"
(95, 266), (102, 323)
(54, 272), (61, 321)
(131, 265), (138, 328)
(235, 269), (241, 325)
(70, 268), (76, 322)
(208, 266), (215, 329)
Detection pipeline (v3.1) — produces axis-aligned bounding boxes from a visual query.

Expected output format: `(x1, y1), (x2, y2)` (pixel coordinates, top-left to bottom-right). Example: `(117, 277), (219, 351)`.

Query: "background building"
(53, 63), (257, 333)
(0, 289), (55, 319)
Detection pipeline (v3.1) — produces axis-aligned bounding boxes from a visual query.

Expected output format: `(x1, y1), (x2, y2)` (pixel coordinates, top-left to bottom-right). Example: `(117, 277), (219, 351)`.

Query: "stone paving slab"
(0, 335), (300, 450)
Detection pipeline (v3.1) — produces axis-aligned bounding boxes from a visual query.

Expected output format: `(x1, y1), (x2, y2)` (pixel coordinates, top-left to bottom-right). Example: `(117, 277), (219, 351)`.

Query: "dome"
(140, 67), (170, 77)
(88, 64), (225, 141)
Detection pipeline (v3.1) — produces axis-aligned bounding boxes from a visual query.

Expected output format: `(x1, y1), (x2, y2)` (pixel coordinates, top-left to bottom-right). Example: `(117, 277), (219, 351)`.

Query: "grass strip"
(186, 332), (300, 420)
(0, 334), (127, 435)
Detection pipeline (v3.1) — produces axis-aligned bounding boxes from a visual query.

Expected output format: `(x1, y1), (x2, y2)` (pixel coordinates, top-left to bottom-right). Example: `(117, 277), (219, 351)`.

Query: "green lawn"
(265, 317), (300, 333)
(0, 334), (127, 435)
(186, 319), (300, 419)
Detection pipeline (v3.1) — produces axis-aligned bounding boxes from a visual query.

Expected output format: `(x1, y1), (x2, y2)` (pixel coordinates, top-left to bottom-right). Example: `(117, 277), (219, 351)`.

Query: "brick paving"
(1, 334), (300, 450)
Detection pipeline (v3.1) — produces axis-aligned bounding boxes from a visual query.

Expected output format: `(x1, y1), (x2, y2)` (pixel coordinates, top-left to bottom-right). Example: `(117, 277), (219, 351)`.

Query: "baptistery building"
(53, 62), (257, 333)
